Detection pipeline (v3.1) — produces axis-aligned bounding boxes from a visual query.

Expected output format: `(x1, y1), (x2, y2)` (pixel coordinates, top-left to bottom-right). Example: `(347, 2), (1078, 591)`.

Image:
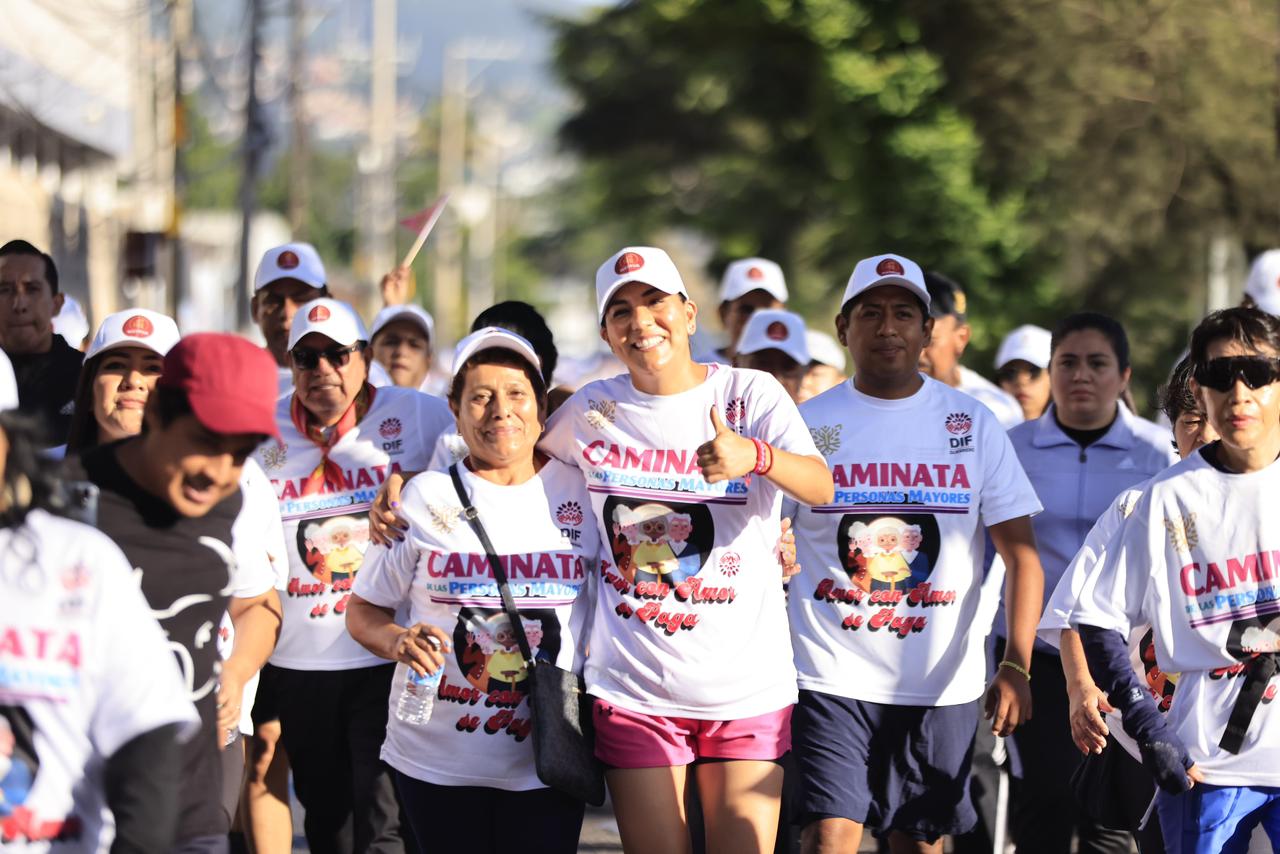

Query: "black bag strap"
(1219, 652), (1278, 754)
(449, 463), (536, 669)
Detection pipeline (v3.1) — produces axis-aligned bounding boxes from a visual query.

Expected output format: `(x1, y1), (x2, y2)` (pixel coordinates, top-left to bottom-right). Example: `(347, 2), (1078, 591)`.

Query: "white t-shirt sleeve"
(1037, 487), (1139, 646)
(230, 459), (286, 597)
(1070, 500), (1152, 638)
(539, 397), (581, 467)
(751, 373), (823, 458)
(90, 544), (199, 757)
(352, 535), (418, 611)
(977, 420), (1042, 527)
(415, 391), (458, 454)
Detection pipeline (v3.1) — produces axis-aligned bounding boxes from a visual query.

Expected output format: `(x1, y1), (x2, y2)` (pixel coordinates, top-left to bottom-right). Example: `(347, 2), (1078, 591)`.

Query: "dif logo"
(949, 434), (974, 450)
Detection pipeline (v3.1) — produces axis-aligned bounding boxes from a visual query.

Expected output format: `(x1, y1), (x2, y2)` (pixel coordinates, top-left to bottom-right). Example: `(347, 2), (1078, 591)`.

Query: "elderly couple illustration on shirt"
(845, 516), (932, 593)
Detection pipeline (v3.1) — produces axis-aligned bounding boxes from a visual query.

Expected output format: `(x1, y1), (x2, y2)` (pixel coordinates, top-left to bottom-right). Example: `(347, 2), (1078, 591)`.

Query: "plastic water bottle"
(395, 663), (444, 725)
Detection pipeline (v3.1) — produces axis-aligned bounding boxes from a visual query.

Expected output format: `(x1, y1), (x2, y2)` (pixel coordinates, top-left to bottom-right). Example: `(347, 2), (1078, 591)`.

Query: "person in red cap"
(66, 332), (284, 854)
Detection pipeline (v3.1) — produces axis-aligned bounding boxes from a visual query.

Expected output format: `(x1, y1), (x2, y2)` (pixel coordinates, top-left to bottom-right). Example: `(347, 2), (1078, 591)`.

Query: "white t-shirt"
(0, 348), (17, 411)
(0, 510), (197, 853)
(353, 461), (598, 790)
(1038, 485), (1176, 762)
(260, 385), (455, 671)
(218, 458), (290, 734)
(957, 366), (1024, 430)
(789, 377), (1042, 706)
(541, 363), (821, 719)
(1072, 449), (1280, 785)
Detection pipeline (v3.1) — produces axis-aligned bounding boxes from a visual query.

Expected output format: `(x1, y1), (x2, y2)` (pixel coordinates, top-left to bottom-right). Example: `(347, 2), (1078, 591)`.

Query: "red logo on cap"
(766, 321), (788, 341)
(121, 315), (154, 338)
(278, 250), (300, 270)
(615, 252), (645, 275)
(876, 258), (905, 276)
(308, 305), (331, 322)
(747, 266), (765, 280)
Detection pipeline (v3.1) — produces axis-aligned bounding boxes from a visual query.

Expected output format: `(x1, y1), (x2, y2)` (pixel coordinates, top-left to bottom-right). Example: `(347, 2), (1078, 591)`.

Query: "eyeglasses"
(290, 343), (361, 371)
(995, 364), (1043, 384)
(1193, 356), (1280, 392)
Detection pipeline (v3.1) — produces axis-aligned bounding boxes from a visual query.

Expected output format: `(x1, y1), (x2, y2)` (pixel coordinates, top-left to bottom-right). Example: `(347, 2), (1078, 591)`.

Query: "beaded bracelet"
(998, 659), (1031, 681)
(751, 438), (774, 475)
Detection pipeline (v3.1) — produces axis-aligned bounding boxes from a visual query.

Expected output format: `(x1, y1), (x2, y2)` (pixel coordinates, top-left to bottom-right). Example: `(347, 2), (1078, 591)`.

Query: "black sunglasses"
(1193, 356), (1280, 392)
(995, 364), (1043, 384)
(290, 343), (362, 371)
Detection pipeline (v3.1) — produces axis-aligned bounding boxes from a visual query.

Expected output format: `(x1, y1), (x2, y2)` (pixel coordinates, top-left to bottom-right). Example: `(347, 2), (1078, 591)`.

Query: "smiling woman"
(64, 309), (180, 455)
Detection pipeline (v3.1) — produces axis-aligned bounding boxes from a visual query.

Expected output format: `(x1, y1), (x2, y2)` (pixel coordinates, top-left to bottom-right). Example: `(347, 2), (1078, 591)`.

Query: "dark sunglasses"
(995, 364), (1043, 384)
(1193, 356), (1280, 392)
(290, 343), (362, 371)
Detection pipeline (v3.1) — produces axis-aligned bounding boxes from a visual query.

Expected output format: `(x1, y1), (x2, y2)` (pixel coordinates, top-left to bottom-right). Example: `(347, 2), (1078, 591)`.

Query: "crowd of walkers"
(1, 233), (1279, 854)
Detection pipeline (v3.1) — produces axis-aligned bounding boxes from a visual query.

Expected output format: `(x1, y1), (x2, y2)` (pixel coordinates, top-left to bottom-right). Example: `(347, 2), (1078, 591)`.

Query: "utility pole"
(235, 0), (266, 332)
(362, 0), (397, 287)
(434, 46), (467, 341)
(168, 0), (192, 320)
(288, 0), (309, 239)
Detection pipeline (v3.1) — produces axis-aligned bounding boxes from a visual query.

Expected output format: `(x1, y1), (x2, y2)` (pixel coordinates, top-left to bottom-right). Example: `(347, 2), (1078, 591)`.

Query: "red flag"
(399, 194), (449, 232)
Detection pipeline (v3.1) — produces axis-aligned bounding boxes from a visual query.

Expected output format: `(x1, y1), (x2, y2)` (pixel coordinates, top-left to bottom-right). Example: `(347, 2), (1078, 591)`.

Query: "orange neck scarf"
(290, 384), (375, 496)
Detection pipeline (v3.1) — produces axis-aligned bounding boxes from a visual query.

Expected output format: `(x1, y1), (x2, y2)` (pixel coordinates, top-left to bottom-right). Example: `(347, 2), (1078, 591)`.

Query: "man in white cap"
(799, 329), (847, 403)
(252, 242), (331, 398)
(918, 271), (1023, 430)
(259, 297), (453, 853)
(368, 303), (435, 392)
(994, 324), (1053, 422)
(712, 257), (789, 363)
(787, 253), (1045, 853)
(733, 308), (811, 402)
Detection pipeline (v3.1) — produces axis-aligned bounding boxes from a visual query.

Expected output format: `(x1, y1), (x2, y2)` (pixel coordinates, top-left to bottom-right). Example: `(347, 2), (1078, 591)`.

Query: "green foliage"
(550, 0), (1050, 358)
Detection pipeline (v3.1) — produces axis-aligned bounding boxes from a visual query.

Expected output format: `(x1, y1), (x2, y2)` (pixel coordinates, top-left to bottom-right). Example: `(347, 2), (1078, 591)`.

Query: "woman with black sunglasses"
(1002, 312), (1177, 854)
(1072, 306), (1280, 851)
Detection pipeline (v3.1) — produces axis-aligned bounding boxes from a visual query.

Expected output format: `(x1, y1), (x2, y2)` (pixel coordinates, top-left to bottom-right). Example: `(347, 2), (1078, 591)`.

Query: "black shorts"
(791, 689), (978, 842)
(249, 662), (282, 728)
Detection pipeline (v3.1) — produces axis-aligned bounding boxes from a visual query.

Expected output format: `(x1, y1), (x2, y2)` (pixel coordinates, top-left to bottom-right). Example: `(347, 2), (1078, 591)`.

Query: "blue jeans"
(1156, 784), (1280, 854)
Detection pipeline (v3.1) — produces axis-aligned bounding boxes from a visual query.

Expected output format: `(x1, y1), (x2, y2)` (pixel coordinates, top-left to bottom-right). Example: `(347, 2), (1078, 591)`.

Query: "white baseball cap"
(287, 298), (369, 350)
(370, 304), (435, 345)
(254, 242), (326, 292)
(994, 324), (1052, 370)
(86, 309), (181, 361)
(719, 257), (788, 304)
(595, 246), (688, 322)
(736, 309), (810, 366)
(805, 329), (847, 372)
(1245, 250), (1280, 316)
(452, 327), (543, 382)
(840, 254), (930, 311)
(53, 295), (89, 345)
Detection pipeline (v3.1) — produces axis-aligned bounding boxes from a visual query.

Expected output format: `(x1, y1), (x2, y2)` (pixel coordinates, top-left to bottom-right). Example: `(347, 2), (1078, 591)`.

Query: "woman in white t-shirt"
(1074, 307), (1280, 852)
(539, 247), (833, 854)
(347, 327), (596, 853)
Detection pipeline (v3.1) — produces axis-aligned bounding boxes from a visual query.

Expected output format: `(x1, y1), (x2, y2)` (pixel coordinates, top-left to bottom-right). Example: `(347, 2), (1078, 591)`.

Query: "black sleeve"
(104, 723), (184, 854)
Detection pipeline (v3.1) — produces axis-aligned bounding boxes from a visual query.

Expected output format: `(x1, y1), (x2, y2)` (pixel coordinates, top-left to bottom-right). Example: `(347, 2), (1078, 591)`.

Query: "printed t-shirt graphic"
(262, 385), (455, 670)
(1038, 485), (1178, 762)
(353, 461), (597, 790)
(540, 363), (821, 719)
(0, 510), (196, 852)
(789, 378), (1042, 706)
(78, 442), (241, 840)
(1072, 449), (1280, 785)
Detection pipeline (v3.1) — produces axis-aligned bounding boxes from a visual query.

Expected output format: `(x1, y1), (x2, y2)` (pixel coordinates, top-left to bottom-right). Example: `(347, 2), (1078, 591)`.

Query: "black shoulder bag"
(449, 463), (606, 805)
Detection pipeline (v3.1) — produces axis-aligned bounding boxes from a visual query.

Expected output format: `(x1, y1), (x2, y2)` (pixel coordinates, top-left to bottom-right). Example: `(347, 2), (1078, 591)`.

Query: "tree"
(550, 0), (1050, 345)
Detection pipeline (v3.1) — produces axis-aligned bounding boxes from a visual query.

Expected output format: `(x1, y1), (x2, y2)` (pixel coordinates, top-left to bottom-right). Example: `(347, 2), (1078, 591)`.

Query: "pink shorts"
(592, 698), (793, 768)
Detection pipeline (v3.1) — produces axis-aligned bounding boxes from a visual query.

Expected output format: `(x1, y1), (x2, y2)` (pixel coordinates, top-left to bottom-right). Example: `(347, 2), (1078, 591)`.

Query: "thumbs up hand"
(696, 405), (757, 483)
